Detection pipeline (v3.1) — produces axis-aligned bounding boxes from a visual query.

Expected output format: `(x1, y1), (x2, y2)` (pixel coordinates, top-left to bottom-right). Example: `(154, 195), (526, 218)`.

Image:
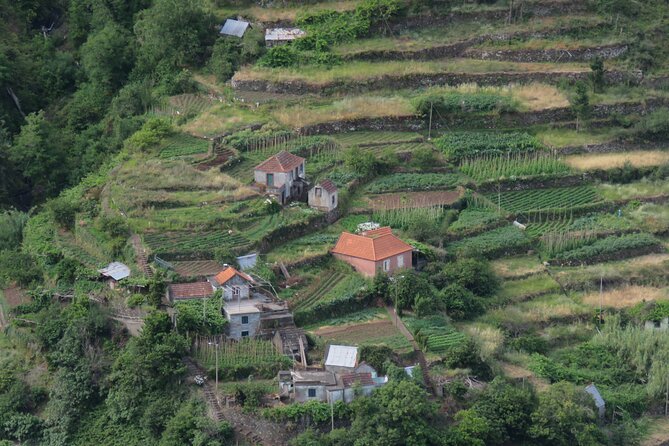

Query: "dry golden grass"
(213, 0), (360, 22)
(181, 103), (270, 138)
(491, 255), (545, 279)
(582, 285), (668, 309)
(642, 417), (669, 446)
(511, 83), (570, 110)
(565, 150), (669, 170)
(273, 96), (414, 127)
(462, 323), (504, 361)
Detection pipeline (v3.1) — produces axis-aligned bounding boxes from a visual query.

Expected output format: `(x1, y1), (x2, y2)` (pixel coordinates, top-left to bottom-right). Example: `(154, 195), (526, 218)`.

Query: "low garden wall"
(462, 44), (628, 63)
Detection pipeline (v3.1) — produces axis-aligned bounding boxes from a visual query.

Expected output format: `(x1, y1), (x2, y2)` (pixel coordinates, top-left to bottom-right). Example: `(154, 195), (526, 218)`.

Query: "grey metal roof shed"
(325, 345), (358, 369)
(98, 262), (131, 281)
(220, 19), (250, 38)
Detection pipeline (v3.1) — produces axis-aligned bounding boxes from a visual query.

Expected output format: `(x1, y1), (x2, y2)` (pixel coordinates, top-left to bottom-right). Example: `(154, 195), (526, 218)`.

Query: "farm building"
(98, 262), (131, 289)
(210, 265), (254, 301)
(219, 19), (249, 38)
(167, 281), (215, 301)
(278, 347), (386, 403)
(331, 227), (413, 277)
(265, 28), (306, 47)
(273, 327), (308, 365)
(254, 150), (306, 204)
(308, 179), (338, 212)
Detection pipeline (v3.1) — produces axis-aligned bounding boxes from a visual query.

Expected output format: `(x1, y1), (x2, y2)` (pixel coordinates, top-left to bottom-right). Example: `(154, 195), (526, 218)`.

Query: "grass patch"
(491, 255), (545, 279)
(181, 102), (270, 138)
(495, 274), (561, 304)
(581, 285), (669, 309)
(597, 180), (669, 201)
(447, 225), (532, 259)
(536, 127), (621, 148)
(313, 317), (413, 354)
(366, 173), (465, 193)
(235, 58), (589, 85)
(565, 150), (669, 171)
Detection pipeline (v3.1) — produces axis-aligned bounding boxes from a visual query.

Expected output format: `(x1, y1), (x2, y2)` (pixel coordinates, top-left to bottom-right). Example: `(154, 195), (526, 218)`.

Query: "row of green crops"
(403, 316), (467, 355)
(447, 207), (505, 236)
(414, 92), (517, 116)
(366, 173), (465, 193)
(551, 233), (661, 264)
(373, 205), (446, 230)
(174, 297), (227, 335)
(144, 230), (250, 254)
(331, 131), (422, 147)
(159, 134), (210, 158)
(447, 225), (532, 259)
(487, 186), (604, 214)
(434, 131), (544, 161)
(459, 152), (571, 182)
(193, 337), (293, 379)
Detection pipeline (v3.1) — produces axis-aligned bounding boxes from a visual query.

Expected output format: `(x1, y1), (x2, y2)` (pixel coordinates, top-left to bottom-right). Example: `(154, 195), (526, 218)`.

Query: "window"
(315, 187), (322, 197)
(232, 286), (241, 298)
(241, 330), (249, 337)
(397, 255), (404, 268)
(295, 167), (299, 178)
(289, 171), (293, 180)
(331, 195), (336, 205)
(241, 316), (249, 324)
(308, 388), (316, 398)
(383, 259), (391, 272)
(266, 173), (274, 187)
(299, 164), (304, 173)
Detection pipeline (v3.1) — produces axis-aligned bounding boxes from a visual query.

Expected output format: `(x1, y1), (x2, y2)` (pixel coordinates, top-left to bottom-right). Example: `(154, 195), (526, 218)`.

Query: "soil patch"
(368, 190), (462, 210)
(314, 320), (399, 343)
(172, 260), (224, 277)
(3, 286), (29, 308)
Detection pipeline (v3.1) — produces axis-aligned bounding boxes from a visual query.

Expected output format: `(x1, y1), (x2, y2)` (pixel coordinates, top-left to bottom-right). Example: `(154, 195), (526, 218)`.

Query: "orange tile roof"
(318, 179), (337, 194)
(255, 151), (305, 173)
(341, 372), (375, 388)
(168, 282), (214, 300)
(331, 227), (412, 261)
(213, 266), (254, 285)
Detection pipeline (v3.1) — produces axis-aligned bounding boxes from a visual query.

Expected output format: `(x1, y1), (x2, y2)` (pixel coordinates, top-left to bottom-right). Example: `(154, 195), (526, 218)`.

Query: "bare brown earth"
(368, 190), (462, 210)
(3, 286), (29, 307)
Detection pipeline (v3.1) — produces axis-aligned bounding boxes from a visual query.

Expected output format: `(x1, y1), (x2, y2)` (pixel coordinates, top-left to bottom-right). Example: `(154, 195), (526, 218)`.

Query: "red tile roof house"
(254, 151), (306, 204)
(166, 281), (215, 302)
(308, 179), (338, 212)
(331, 227), (413, 277)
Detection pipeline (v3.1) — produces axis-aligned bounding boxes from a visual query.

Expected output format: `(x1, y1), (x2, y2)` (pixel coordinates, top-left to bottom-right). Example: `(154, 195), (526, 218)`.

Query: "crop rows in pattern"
(294, 272), (347, 310)
(488, 186), (603, 213)
(426, 331), (468, 353)
(331, 131), (423, 147)
(525, 218), (573, 238)
(144, 231), (249, 254)
(160, 134), (210, 158)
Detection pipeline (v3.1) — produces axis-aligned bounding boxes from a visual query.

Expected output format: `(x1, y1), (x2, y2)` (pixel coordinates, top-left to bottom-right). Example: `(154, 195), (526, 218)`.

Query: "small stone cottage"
(308, 179), (338, 212)
(331, 227), (413, 277)
(254, 151), (306, 204)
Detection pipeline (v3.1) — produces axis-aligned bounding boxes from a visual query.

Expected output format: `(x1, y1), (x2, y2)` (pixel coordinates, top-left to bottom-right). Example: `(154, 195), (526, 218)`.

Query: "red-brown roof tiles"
(168, 282), (214, 300)
(255, 151), (305, 173)
(213, 266), (253, 286)
(341, 372), (375, 387)
(331, 227), (412, 261)
(318, 179), (337, 194)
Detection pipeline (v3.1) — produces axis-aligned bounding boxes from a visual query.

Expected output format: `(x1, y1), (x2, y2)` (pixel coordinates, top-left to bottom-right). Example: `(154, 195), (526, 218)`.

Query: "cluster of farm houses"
(98, 151), (419, 404)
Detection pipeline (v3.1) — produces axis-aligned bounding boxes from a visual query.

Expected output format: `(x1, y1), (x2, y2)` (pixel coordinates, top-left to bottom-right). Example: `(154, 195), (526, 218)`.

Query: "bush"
(123, 118), (172, 152)
(415, 92), (516, 116)
(552, 233), (660, 264)
(127, 294), (145, 308)
(48, 197), (79, 230)
(0, 210), (29, 250)
(441, 284), (484, 320)
(434, 132), (543, 161)
(633, 108), (669, 139)
(442, 258), (500, 297)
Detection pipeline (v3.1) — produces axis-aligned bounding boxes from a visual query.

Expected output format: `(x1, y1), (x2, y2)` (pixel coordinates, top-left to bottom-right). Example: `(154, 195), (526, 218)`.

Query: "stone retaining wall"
(232, 69), (639, 96)
(557, 140), (669, 155)
(297, 98), (668, 134)
(463, 44), (628, 63)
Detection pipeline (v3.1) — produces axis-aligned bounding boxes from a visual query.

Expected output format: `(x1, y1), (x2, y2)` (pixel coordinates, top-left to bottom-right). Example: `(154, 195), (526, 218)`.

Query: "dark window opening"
(308, 388), (316, 398)
(241, 316), (249, 324)
(241, 330), (249, 337)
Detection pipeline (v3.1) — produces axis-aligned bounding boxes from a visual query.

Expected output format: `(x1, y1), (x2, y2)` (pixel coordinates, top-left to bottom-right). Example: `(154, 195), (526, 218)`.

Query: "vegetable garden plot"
(193, 337), (292, 378)
(368, 190), (462, 210)
(366, 173), (465, 193)
(331, 131), (423, 147)
(435, 131), (544, 161)
(487, 186), (604, 214)
(313, 320), (412, 353)
(362, 142), (436, 154)
(447, 225), (532, 259)
(159, 134), (210, 158)
(403, 316), (467, 356)
(459, 152), (571, 182)
(550, 232), (663, 265)
(144, 230), (250, 255)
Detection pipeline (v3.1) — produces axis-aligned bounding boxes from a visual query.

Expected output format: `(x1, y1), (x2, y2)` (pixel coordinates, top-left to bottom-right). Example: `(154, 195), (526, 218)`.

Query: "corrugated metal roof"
(220, 19), (249, 38)
(325, 345), (358, 368)
(265, 28), (306, 41)
(98, 262), (131, 281)
(585, 384), (605, 408)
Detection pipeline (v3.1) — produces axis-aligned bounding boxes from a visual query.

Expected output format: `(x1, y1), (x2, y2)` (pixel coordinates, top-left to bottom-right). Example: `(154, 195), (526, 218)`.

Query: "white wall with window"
(397, 255), (404, 268)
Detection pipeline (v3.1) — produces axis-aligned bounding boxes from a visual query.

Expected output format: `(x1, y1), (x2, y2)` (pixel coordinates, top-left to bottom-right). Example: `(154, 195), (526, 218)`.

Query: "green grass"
(597, 180), (669, 201)
(236, 58), (590, 85)
(366, 173), (465, 193)
(448, 207), (505, 236)
(448, 225), (532, 259)
(495, 274), (562, 304)
(535, 127), (622, 148)
(404, 316), (468, 356)
(144, 230), (250, 255)
(331, 131), (423, 146)
(158, 133), (210, 158)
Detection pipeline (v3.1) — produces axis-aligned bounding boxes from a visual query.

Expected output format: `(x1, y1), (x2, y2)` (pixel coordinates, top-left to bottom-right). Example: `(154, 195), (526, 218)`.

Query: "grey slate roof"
(325, 345), (358, 368)
(98, 262), (131, 281)
(220, 19), (249, 38)
(585, 384), (605, 408)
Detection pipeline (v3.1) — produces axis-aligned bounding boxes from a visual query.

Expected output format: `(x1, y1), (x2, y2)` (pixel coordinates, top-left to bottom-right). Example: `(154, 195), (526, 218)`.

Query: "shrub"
(441, 284), (485, 320)
(552, 233), (660, 264)
(633, 108), (669, 139)
(434, 132), (543, 161)
(123, 118), (172, 152)
(126, 294), (145, 308)
(48, 197), (79, 230)
(0, 210), (29, 250)
(414, 92), (516, 116)
(443, 259), (500, 297)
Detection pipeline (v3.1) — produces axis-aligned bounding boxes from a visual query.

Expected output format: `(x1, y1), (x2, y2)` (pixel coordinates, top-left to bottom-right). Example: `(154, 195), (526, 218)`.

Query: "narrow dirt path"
(183, 357), (293, 446)
(130, 234), (153, 277)
(386, 306), (434, 393)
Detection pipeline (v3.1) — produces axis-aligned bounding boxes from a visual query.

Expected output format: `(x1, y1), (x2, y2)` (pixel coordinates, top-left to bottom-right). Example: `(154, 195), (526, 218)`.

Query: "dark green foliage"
(589, 58), (605, 93)
(434, 132), (543, 161)
(552, 233), (660, 263)
(81, 23), (135, 90)
(0, 210), (29, 250)
(529, 382), (601, 446)
(343, 146), (380, 179)
(571, 81), (591, 129)
(359, 345), (394, 374)
(508, 333), (549, 354)
(263, 400), (351, 424)
(415, 92), (516, 116)
(633, 108), (669, 139)
(0, 250), (41, 287)
(471, 378), (536, 445)
(442, 258), (499, 297)
(390, 270), (433, 310)
(441, 283), (484, 320)
(159, 400), (232, 446)
(174, 295), (227, 335)
(124, 118), (172, 152)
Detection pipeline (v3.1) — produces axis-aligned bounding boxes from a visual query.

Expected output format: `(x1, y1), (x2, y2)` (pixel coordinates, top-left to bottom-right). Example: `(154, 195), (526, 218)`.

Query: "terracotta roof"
(213, 266), (253, 285)
(318, 179), (337, 194)
(168, 282), (214, 300)
(341, 372), (375, 388)
(255, 151), (305, 173)
(331, 227), (412, 261)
